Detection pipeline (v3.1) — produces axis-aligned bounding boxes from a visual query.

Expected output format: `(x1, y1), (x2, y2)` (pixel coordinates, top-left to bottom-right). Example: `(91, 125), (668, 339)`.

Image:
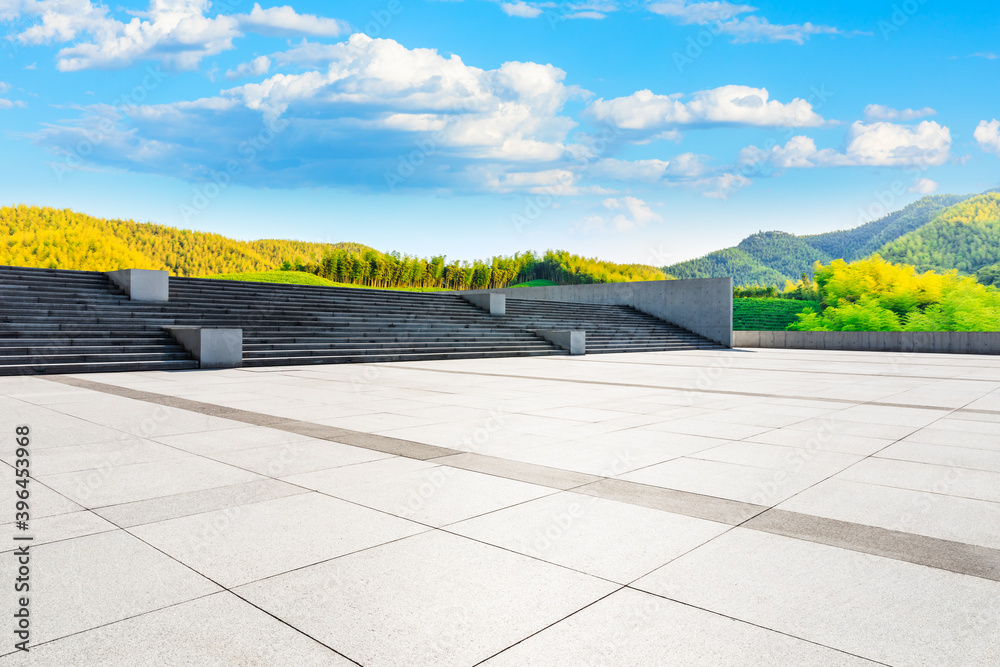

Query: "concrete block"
(463, 292), (506, 316)
(166, 327), (242, 369)
(536, 330), (585, 355)
(107, 269), (169, 302)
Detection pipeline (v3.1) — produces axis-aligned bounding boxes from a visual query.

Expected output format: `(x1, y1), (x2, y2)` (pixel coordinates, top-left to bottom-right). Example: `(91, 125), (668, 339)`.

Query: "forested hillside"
(0, 205), (666, 290)
(879, 194), (1000, 275)
(662, 247), (792, 286)
(803, 195), (967, 261)
(0, 205), (338, 275)
(663, 193), (981, 286)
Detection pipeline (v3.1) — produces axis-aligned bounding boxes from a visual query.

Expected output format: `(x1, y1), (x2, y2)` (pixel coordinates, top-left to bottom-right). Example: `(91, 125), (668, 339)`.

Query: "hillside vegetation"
(663, 193), (980, 286)
(789, 255), (1000, 332)
(879, 194), (1000, 274)
(0, 205), (666, 290)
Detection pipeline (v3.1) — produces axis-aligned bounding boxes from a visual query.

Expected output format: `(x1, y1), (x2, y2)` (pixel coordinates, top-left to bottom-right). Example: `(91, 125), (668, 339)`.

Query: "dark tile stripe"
(743, 509), (1000, 582)
(39, 374), (1000, 582)
(574, 478), (766, 526)
(431, 452), (601, 490)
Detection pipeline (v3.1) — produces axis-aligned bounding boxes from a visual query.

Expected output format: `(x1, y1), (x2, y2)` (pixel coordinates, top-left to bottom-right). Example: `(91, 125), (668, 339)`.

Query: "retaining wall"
(733, 330), (1000, 355)
(456, 278), (733, 347)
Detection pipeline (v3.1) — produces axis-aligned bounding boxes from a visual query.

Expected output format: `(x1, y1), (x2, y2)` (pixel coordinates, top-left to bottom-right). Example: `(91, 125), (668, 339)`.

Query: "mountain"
(879, 193), (1000, 274)
(663, 192), (984, 286)
(0, 205), (666, 289)
(666, 246), (808, 286)
(0, 205), (346, 276)
(802, 194), (969, 262)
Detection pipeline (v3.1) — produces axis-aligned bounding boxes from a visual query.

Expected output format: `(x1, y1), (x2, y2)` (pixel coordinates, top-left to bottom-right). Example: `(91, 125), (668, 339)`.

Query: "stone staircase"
(0, 266), (199, 375)
(503, 298), (727, 353)
(0, 266), (725, 375)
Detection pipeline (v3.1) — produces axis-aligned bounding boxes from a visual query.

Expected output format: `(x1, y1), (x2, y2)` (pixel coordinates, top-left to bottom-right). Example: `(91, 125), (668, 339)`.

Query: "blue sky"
(1, 0), (998, 265)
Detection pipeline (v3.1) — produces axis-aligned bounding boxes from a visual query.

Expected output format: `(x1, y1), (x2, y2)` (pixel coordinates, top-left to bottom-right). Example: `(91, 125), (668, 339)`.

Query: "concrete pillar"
(463, 292), (506, 316)
(107, 269), (169, 302)
(536, 330), (585, 355)
(165, 327), (242, 369)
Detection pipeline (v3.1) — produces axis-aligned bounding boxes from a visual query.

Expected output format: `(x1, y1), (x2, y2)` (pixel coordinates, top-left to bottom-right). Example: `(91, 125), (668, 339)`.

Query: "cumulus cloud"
(586, 85), (825, 138)
(237, 3), (349, 37)
(648, 0), (754, 24)
(974, 119), (1000, 155)
(225, 55), (271, 80)
(700, 172), (752, 199)
(6, 0), (350, 70)
(500, 1), (544, 18)
(740, 121), (952, 170)
(649, 0), (848, 44)
(33, 34), (589, 192)
(864, 104), (936, 121)
(575, 196), (663, 233)
(908, 178), (938, 194)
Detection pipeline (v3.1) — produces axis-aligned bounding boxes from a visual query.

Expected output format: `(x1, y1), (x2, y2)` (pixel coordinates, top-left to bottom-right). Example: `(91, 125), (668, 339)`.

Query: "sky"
(0, 0), (998, 265)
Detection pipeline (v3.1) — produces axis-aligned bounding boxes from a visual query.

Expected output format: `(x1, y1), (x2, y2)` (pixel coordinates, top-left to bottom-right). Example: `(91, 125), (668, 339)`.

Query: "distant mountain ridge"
(663, 192), (997, 286)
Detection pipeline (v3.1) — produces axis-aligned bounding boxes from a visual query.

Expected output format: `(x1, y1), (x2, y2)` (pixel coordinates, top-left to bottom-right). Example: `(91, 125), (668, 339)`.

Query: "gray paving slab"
(16, 592), (352, 666)
(482, 587), (876, 666)
(0, 530), (220, 646)
(92, 478), (309, 528)
(39, 456), (265, 508)
(448, 491), (728, 583)
(236, 529), (618, 667)
(285, 457), (555, 527)
(633, 528), (1000, 666)
(131, 491), (428, 587)
(776, 478), (1000, 550)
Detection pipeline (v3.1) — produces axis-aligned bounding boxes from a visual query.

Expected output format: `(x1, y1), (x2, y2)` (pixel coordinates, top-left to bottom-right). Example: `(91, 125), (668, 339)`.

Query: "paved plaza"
(2, 348), (1000, 665)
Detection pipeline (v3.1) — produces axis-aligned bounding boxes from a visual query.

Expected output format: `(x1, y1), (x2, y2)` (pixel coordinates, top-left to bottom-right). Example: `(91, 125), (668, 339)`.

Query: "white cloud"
(225, 55), (270, 80)
(34, 35), (590, 192)
(908, 178), (938, 194)
(575, 196), (663, 233)
(648, 0), (755, 25)
(864, 104), (936, 121)
(590, 158), (671, 182)
(715, 16), (843, 44)
(586, 85), (825, 135)
(740, 121), (952, 170)
(7, 0), (349, 70)
(974, 119), (1000, 155)
(500, 1), (543, 18)
(0, 82), (9, 93)
(648, 1), (848, 44)
(700, 172), (751, 199)
(971, 52), (998, 59)
(237, 3), (349, 38)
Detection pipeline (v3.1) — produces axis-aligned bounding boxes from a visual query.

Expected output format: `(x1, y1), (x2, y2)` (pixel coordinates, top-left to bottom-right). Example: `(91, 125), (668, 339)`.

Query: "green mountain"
(879, 193), (1000, 275)
(663, 192), (986, 286)
(664, 247), (792, 286)
(803, 194), (968, 262)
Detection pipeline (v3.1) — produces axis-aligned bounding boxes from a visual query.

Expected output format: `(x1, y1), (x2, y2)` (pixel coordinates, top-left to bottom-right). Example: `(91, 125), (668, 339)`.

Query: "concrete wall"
(107, 269), (169, 302)
(733, 330), (1000, 355)
(455, 278), (733, 347)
